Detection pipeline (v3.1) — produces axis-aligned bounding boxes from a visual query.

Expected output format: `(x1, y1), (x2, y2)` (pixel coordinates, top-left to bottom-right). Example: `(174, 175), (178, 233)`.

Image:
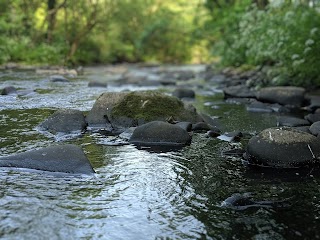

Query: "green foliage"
(211, 2), (320, 87)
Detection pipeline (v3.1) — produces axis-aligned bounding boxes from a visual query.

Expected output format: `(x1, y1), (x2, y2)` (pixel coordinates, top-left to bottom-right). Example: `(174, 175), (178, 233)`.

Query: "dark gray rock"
(223, 85), (256, 99)
(310, 121), (320, 136)
(277, 116), (310, 127)
(206, 129), (221, 138)
(88, 81), (107, 88)
(49, 75), (69, 82)
(305, 113), (320, 124)
(175, 122), (192, 132)
(0, 144), (95, 174)
(307, 95), (320, 111)
(192, 122), (212, 132)
(129, 121), (191, 147)
(172, 88), (195, 99)
(1, 86), (17, 95)
(218, 131), (243, 142)
(292, 126), (311, 133)
(38, 109), (86, 134)
(246, 101), (273, 113)
(257, 86), (306, 107)
(245, 127), (320, 168)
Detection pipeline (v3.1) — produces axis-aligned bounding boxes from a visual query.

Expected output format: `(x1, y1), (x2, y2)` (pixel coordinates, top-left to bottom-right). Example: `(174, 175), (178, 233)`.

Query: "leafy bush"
(213, 3), (320, 87)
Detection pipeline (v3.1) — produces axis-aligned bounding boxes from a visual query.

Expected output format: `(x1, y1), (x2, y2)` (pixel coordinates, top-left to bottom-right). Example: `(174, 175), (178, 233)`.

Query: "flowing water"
(1, 67), (320, 239)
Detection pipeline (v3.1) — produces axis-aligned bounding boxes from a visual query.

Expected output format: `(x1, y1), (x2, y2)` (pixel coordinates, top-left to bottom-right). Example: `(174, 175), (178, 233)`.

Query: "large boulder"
(257, 86), (306, 107)
(86, 91), (202, 131)
(245, 127), (320, 168)
(129, 121), (191, 147)
(38, 109), (86, 134)
(0, 144), (95, 174)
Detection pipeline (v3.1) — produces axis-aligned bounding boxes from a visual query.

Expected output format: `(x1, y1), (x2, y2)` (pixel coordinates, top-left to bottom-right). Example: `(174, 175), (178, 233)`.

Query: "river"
(1, 66), (320, 239)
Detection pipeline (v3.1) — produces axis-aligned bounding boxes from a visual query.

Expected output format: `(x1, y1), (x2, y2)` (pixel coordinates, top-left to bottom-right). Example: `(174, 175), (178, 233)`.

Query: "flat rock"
(0, 144), (95, 174)
(245, 127), (320, 168)
(129, 121), (191, 147)
(257, 86), (306, 107)
(38, 109), (86, 134)
(223, 85), (256, 99)
(277, 116), (310, 127)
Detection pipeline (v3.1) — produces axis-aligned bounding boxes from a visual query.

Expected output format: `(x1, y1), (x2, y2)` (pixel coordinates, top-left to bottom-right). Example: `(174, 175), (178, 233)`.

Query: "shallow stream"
(1, 67), (320, 239)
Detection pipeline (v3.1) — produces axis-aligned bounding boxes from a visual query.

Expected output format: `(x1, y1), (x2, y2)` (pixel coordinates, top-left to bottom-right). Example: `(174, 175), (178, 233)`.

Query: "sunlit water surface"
(1, 69), (320, 239)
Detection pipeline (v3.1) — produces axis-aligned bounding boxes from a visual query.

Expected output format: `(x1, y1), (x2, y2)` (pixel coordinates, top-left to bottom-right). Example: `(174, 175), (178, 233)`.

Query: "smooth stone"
(175, 122), (192, 132)
(129, 121), (191, 147)
(307, 96), (320, 111)
(277, 116), (310, 127)
(245, 127), (320, 168)
(223, 85), (256, 98)
(305, 113), (320, 124)
(257, 86), (306, 107)
(172, 88), (195, 99)
(0, 144), (95, 174)
(49, 75), (69, 82)
(1, 86), (17, 95)
(88, 81), (108, 88)
(310, 121), (320, 136)
(38, 109), (86, 134)
(192, 122), (212, 132)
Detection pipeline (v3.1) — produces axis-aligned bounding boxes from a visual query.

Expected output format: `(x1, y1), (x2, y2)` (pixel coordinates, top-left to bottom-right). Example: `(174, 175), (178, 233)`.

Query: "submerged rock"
(0, 144), (95, 174)
(1, 86), (17, 95)
(38, 109), (87, 134)
(245, 127), (320, 168)
(257, 86), (306, 107)
(129, 121), (191, 147)
(49, 75), (70, 82)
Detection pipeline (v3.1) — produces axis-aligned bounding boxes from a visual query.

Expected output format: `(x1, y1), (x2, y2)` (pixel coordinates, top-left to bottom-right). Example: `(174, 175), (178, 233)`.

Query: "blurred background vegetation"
(1, 0), (320, 86)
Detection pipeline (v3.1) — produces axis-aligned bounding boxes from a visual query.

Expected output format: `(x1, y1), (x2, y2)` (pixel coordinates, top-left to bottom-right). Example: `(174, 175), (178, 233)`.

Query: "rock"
(206, 129), (221, 138)
(192, 122), (212, 132)
(86, 91), (202, 131)
(222, 149), (245, 157)
(129, 121), (191, 147)
(38, 109), (86, 134)
(246, 101), (273, 113)
(305, 113), (320, 124)
(257, 86), (306, 107)
(88, 81), (107, 88)
(306, 96), (320, 111)
(175, 122), (192, 132)
(277, 116), (310, 127)
(49, 75), (69, 82)
(218, 131), (243, 142)
(1, 86), (17, 95)
(223, 85), (256, 99)
(310, 121), (320, 136)
(292, 126), (311, 133)
(172, 88), (195, 99)
(245, 127), (320, 168)
(0, 144), (95, 174)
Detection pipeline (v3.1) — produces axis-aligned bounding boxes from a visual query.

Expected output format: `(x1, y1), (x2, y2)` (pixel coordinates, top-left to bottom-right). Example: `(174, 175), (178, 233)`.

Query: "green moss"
(111, 91), (184, 121)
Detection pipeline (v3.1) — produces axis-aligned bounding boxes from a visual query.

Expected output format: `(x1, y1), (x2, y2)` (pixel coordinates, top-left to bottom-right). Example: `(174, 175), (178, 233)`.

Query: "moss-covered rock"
(86, 91), (202, 131)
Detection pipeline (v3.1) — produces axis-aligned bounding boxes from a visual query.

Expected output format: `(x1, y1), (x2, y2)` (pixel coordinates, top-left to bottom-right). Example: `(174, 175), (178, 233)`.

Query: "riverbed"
(1, 66), (320, 239)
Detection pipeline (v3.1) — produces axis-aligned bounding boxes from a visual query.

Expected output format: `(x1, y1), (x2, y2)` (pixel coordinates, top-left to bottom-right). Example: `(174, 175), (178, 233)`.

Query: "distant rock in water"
(49, 75), (70, 82)
(0, 144), (95, 174)
(129, 121), (191, 147)
(38, 109), (87, 135)
(257, 86), (306, 107)
(88, 81), (108, 88)
(245, 127), (320, 168)
(1, 86), (17, 95)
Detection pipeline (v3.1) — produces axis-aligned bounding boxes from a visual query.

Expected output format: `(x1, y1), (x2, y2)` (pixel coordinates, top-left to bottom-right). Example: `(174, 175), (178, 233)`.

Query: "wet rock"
(257, 86), (306, 107)
(175, 122), (192, 132)
(88, 81), (108, 88)
(1, 86), (17, 95)
(306, 96), (320, 111)
(38, 109), (86, 134)
(192, 122), (212, 132)
(222, 149), (245, 157)
(199, 113), (223, 130)
(86, 91), (202, 131)
(172, 88), (195, 99)
(292, 126), (311, 133)
(310, 121), (320, 136)
(245, 127), (320, 168)
(246, 101), (273, 113)
(305, 113), (320, 124)
(205, 129), (221, 138)
(223, 85), (256, 99)
(277, 116), (310, 127)
(218, 131), (243, 142)
(49, 75), (69, 82)
(129, 121), (191, 147)
(0, 144), (95, 174)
